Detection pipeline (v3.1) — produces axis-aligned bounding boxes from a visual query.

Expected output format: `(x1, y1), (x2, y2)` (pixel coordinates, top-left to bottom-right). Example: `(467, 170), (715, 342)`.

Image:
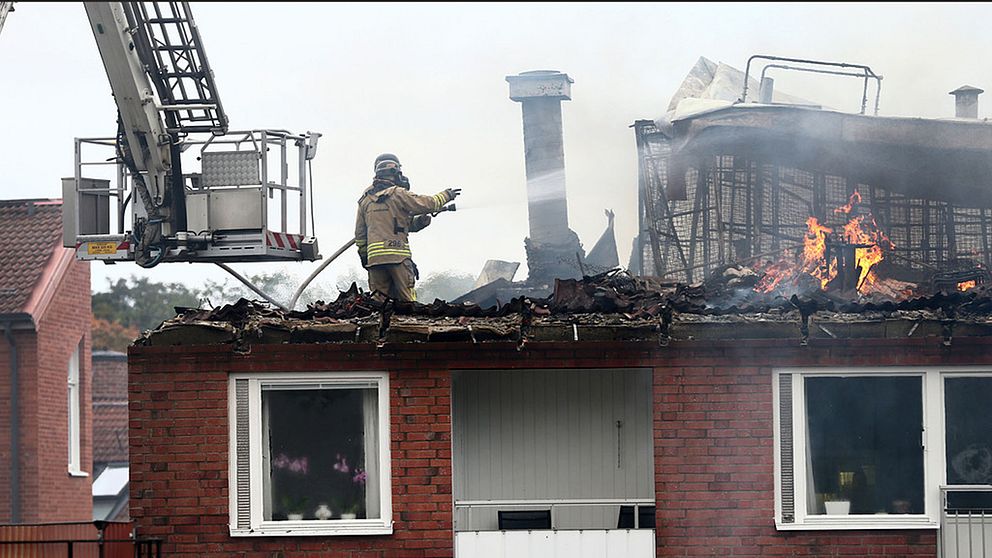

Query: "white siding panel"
(453, 369), (654, 503)
(454, 530), (655, 558)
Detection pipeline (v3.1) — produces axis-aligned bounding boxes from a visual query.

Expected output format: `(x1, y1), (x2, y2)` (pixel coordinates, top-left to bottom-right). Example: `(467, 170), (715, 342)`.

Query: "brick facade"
(128, 335), (992, 556)
(0, 257), (92, 523)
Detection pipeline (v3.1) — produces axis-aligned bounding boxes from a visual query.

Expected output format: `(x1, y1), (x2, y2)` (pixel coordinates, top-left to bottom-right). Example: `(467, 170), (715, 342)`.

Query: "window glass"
(67, 342), (81, 472)
(262, 386), (379, 521)
(944, 377), (992, 509)
(804, 376), (923, 515)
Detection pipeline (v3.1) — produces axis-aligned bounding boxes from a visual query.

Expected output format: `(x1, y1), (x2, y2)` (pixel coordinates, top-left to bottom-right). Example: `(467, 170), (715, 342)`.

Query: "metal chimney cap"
(950, 85), (985, 96)
(507, 70), (573, 102)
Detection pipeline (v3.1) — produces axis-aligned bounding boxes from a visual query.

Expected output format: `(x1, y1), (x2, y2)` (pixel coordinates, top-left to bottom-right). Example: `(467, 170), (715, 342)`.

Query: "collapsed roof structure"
(141, 55), (992, 348)
(632, 56), (992, 305)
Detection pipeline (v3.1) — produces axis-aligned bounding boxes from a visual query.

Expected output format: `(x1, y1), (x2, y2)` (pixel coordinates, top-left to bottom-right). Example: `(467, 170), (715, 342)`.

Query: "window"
(229, 372), (392, 536)
(943, 376), (992, 509)
(774, 367), (992, 530)
(67, 340), (84, 476)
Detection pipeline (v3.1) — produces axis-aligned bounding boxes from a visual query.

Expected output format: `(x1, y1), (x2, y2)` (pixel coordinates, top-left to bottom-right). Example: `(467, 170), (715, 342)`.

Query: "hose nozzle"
(434, 203), (456, 215)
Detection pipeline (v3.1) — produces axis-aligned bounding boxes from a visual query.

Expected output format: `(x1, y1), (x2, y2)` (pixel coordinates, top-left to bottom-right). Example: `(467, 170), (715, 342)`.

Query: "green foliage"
(91, 277), (200, 332)
(91, 317), (140, 352)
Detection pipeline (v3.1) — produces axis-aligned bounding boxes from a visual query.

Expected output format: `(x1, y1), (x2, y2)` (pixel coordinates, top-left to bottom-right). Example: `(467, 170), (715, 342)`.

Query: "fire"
(834, 191), (862, 215)
(841, 214), (894, 291)
(803, 217), (834, 290)
(958, 280), (977, 292)
(755, 190), (893, 295)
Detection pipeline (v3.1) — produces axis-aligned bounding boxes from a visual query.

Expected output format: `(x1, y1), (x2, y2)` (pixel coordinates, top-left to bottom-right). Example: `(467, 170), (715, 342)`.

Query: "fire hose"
(216, 203), (456, 311)
(289, 203), (456, 309)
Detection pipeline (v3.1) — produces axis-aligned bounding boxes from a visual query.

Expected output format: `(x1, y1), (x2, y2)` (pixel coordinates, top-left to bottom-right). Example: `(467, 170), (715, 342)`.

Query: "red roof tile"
(0, 200), (64, 315)
(93, 403), (129, 464)
(93, 351), (129, 464)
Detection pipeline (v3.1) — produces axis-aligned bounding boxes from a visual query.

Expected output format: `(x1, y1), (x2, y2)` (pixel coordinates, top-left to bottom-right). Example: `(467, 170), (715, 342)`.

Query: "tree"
(91, 316), (140, 352)
(91, 277), (200, 332)
(199, 270), (354, 310)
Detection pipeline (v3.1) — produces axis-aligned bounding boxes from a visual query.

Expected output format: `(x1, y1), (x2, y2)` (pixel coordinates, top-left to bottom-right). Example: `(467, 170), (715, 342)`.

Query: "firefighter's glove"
(359, 251), (369, 268)
(445, 188), (462, 201)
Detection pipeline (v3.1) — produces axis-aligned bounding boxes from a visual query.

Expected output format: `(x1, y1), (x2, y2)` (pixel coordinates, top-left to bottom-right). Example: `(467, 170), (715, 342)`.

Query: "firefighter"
(355, 153), (460, 301)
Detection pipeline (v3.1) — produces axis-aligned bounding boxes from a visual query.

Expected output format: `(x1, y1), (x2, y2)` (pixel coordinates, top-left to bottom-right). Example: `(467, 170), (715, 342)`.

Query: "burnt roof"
(137, 269), (992, 348)
(666, 105), (992, 208)
(0, 199), (65, 315)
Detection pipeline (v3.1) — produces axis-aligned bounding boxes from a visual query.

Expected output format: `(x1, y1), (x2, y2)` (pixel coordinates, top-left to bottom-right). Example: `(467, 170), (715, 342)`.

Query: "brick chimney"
(506, 70), (584, 284)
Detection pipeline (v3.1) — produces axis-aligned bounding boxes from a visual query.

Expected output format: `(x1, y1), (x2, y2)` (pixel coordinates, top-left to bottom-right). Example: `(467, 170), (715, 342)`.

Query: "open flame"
(958, 280), (977, 292)
(755, 191), (894, 295)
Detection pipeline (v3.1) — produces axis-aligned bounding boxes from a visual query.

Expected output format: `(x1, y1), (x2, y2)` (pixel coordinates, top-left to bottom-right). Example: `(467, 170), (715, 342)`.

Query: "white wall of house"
(452, 368), (654, 531)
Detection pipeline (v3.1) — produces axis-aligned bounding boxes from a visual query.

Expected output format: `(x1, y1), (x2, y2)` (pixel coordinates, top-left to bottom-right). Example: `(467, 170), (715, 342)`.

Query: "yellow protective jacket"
(355, 180), (454, 267)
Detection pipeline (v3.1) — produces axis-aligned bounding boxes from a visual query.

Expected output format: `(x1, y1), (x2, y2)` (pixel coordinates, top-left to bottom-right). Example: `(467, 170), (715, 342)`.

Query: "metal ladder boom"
(124, 1), (228, 136)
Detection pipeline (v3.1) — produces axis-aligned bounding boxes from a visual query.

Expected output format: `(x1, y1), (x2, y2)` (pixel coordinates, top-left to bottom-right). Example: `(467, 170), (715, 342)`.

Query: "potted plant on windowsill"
(272, 453), (311, 520)
(824, 496), (851, 515)
(341, 501), (360, 521)
(281, 495), (309, 521)
(332, 453), (368, 520)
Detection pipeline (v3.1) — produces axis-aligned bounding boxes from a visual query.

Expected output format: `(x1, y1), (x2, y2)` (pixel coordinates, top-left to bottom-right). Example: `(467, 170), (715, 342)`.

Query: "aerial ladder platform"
(4, 1), (323, 267)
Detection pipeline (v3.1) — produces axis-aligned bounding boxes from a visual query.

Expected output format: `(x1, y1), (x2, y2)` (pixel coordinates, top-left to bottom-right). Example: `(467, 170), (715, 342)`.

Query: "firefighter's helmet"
(374, 153), (400, 173)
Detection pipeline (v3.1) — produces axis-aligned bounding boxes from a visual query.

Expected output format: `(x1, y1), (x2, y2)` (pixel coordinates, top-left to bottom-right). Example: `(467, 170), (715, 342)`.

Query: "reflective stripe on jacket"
(355, 181), (452, 267)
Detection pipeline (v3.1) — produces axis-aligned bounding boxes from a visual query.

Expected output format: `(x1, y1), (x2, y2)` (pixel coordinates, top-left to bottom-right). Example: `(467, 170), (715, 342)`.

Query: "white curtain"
(363, 388), (381, 519)
(260, 392), (273, 519)
(805, 398), (818, 514)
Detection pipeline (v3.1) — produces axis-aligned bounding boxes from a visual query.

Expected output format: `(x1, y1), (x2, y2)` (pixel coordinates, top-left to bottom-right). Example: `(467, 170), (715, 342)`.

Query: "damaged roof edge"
(136, 270), (992, 348)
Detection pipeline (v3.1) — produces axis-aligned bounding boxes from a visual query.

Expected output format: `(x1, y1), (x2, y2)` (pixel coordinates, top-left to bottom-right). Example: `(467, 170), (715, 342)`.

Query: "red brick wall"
(31, 258), (93, 522)
(128, 345), (453, 557)
(0, 258), (91, 523)
(649, 337), (986, 556)
(129, 336), (992, 556)
(0, 329), (37, 524)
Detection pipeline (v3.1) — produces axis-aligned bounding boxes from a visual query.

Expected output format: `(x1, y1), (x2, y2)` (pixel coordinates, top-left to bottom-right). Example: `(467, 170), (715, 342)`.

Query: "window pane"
(262, 386), (379, 521)
(944, 377), (992, 510)
(805, 376), (923, 515)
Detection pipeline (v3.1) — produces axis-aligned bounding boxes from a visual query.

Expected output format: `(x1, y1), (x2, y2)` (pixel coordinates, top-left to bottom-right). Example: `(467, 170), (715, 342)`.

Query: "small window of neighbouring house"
(229, 373), (392, 537)
(67, 340), (84, 475)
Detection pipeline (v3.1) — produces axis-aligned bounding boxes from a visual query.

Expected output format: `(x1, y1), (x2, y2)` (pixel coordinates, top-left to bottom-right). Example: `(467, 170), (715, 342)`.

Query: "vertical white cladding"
(452, 369), (654, 530)
(454, 529), (656, 558)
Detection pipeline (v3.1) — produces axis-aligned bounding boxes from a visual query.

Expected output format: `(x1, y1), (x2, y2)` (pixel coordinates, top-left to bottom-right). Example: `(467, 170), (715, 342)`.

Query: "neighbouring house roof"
(92, 464), (128, 497)
(0, 199), (74, 320)
(93, 350), (129, 464)
(92, 464), (129, 521)
(93, 350), (127, 400)
(136, 270), (992, 347)
(93, 403), (129, 464)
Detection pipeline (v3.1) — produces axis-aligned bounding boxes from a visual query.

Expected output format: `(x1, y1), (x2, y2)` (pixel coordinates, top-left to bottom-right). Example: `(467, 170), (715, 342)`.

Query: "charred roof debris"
(141, 55), (992, 348)
(139, 267), (992, 348)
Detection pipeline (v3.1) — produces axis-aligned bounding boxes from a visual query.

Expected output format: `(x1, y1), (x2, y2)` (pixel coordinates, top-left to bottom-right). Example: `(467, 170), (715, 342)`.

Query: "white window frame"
(67, 339), (86, 476)
(228, 371), (393, 537)
(774, 366), (992, 531)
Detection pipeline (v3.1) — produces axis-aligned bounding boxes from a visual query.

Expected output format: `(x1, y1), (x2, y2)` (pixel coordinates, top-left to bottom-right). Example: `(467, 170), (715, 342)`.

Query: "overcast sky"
(1, 2), (989, 296)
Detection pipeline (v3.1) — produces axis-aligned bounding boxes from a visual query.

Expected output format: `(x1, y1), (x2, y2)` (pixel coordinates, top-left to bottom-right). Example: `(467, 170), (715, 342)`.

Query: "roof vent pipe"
(950, 85), (984, 119)
(759, 77), (774, 104)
